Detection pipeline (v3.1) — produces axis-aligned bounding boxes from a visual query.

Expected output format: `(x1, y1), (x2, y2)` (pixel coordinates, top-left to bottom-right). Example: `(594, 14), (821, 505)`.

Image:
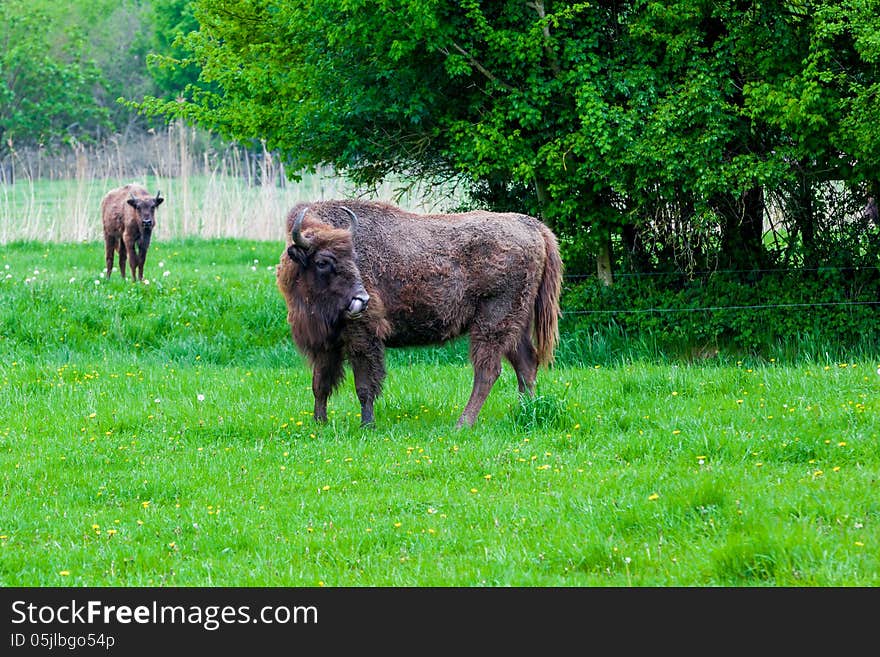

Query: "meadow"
(1, 237), (878, 586)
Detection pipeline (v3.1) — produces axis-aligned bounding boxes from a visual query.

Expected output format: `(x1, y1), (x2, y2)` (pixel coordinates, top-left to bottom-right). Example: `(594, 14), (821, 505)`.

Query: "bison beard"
(276, 199), (563, 428)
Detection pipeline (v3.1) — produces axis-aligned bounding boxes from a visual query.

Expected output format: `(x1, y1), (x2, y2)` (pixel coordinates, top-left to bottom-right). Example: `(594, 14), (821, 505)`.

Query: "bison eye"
(314, 258), (335, 274)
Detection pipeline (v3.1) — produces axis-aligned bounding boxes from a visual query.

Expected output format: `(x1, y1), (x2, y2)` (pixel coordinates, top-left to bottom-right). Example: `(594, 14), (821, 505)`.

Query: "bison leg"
(132, 247), (143, 281)
(118, 241), (128, 279)
(104, 236), (118, 279)
(136, 240), (150, 280)
(311, 351), (345, 423)
(457, 342), (502, 428)
(505, 329), (538, 396)
(123, 239), (138, 281)
(349, 348), (386, 427)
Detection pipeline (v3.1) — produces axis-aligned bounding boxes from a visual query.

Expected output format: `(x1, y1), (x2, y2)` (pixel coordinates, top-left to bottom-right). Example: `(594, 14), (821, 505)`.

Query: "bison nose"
(348, 291), (370, 315)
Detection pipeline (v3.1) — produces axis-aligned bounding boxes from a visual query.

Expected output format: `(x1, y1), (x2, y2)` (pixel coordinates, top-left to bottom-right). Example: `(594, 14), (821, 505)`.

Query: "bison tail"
(534, 226), (563, 367)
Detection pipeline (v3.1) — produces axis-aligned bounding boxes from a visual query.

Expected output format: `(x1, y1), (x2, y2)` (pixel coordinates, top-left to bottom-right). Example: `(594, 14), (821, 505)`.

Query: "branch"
(527, 0), (561, 76)
(448, 42), (516, 93)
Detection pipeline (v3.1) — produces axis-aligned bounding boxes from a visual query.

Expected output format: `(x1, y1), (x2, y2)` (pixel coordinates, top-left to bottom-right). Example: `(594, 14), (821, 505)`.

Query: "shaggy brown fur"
(276, 199), (563, 428)
(101, 183), (163, 281)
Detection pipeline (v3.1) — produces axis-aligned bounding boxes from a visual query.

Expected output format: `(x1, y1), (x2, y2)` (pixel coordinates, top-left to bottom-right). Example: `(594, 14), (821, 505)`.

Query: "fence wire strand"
(562, 300), (880, 315)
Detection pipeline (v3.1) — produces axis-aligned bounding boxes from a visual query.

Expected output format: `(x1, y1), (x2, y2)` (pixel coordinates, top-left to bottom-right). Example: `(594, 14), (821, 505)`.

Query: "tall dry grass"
(0, 121), (460, 244)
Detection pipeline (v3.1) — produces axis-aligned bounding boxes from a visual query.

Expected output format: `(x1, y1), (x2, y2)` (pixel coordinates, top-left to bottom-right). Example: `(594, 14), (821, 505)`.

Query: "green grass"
(1, 240), (879, 586)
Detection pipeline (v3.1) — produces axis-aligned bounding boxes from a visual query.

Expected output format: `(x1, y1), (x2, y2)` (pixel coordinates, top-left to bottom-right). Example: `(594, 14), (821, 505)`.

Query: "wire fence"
(561, 299), (880, 315)
(559, 264), (880, 316)
(564, 264), (880, 280)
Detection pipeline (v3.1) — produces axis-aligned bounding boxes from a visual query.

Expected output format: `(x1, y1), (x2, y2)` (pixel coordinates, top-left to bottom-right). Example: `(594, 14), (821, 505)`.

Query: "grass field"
(1, 239), (879, 586)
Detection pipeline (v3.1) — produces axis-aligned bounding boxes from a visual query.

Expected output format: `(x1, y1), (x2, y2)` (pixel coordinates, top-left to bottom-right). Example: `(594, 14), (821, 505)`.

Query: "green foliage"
(135, 0), (880, 276)
(80, 0), (165, 130)
(0, 0), (207, 147)
(148, 0), (203, 100)
(0, 1), (111, 151)
(136, 1), (616, 229)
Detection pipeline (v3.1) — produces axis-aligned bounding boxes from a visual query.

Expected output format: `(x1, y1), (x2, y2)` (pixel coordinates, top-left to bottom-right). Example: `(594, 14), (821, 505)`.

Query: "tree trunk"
(792, 173), (817, 269)
(716, 186), (765, 271)
(742, 185), (765, 264)
(597, 232), (613, 286)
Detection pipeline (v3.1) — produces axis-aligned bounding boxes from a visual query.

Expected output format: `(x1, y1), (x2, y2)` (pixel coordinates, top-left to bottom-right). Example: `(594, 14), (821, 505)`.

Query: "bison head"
(127, 191), (164, 230)
(285, 206), (370, 321)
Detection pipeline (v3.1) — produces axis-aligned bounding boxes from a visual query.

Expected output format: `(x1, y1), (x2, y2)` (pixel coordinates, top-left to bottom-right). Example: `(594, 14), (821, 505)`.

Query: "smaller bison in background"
(101, 183), (164, 281)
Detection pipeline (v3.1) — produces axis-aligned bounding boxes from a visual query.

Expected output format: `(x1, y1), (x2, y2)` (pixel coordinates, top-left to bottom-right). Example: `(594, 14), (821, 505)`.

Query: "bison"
(101, 183), (164, 281)
(276, 199), (563, 428)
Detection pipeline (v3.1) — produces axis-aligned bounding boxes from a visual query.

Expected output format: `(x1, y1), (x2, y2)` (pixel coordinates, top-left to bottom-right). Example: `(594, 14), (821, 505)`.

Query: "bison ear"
(287, 244), (309, 268)
(126, 198), (138, 208)
(154, 196), (164, 207)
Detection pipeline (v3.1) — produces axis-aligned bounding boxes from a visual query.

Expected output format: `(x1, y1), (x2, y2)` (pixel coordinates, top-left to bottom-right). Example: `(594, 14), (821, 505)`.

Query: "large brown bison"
(276, 199), (563, 428)
(101, 183), (164, 281)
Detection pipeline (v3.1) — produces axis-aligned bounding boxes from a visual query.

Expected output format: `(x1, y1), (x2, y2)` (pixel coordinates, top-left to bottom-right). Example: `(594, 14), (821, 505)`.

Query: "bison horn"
(291, 206), (312, 249)
(340, 206), (358, 233)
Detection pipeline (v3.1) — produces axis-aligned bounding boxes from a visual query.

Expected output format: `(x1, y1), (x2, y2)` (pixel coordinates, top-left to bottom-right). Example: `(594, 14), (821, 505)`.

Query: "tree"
(1, 0), (192, 144)
(148, 0), (203, 102)
(137, 0), (880, 277)
(0, 0), (110, 153)
(138, 0), (624, 276)
(58, 0), (165, 133)
(742, 0), (880, 268)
